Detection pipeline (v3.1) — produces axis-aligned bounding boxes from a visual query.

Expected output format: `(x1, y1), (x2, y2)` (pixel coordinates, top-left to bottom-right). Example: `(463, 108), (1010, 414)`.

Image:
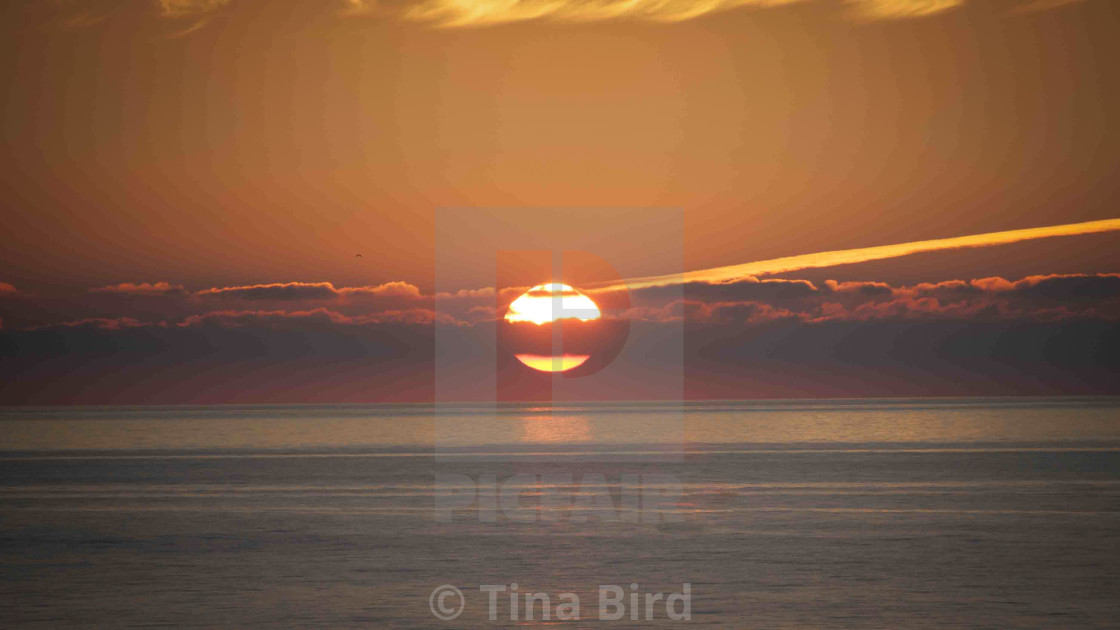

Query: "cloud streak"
(179, 307), (459, 327)
(41, 0), (1097, 34)
(847, 0), (961, 21)
(156, 0), (232, 18)
(195, 281), (342, 300)
(91, 281), (188, 296)
(610, 218), (1120, 291)
(397, 0), (1084, 27)
(193, 281), (423, 301)
(400, 0), (799, 27)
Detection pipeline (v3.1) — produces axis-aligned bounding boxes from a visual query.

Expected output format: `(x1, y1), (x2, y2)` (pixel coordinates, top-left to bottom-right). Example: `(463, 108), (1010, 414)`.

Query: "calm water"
(2, 398), (1119, 627)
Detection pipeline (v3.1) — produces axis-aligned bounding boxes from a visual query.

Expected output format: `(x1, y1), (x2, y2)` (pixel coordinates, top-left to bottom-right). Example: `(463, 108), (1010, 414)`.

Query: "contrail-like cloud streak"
(397, 0), (1084, 27)
(606, 218), (1120, 291)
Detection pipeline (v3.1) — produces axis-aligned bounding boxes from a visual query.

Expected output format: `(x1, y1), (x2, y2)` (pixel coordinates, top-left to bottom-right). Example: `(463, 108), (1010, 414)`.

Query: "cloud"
(612, 218), (1120, 291)
(195, 281), (341, 300)
(5, 305), (1117, 404)
(179, 307), (461, 327)
(399, 0), (800, 27)
(622, 276), (820, 304)
(393, 0), (1085, 27)
(35, 0), (1100, 35)
(847, 0), (961, 21)
(156, 0), (232, 18)
(29, 317), (150, 331)
(340, 0), (378, 15)
(193, 280), (425, 301)
(91, 281), (188, 296)
(436, 287), (497, 300)
(683, 318), (1120, 399)
(59, 10), (109, 29)
(154, 0), (232, 37)
(818, 273), (1120, 322)
(36, 0), (1095, 35)
(823, 279), (894, 297)
(0, 308), (438, 404)
(13, 273), (1118, 332)
(18, 306), (458, 332)
(626, 299), (799, 324)
(338, 281), (423, 298)
(979, 273), (1120, 300)
(5, 273), (1119, 403)
(624, 273), (1120, 324)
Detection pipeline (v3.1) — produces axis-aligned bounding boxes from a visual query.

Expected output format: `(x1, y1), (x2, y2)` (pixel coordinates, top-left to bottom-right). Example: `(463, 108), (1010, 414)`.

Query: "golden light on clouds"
(157, 0), (232, 18)
(613, 218), (1120, 291)
(396, 0), (1085, 26)
(124, 0), (1095, 31)
(846, 0), (962, 21)
(401, 0), (799, 27)
(155, 0), (232, 37)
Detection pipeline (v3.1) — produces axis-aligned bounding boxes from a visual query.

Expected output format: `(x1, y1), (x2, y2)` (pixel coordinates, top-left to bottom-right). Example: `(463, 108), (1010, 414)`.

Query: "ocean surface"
(2, 398), (1119, 628)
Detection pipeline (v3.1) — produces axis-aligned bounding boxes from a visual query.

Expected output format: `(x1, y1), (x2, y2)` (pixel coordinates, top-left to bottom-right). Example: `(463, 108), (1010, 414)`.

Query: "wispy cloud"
(394, 0), (1083, 27)
(59, 10), (109, 29)
(845, 0), (961, 21)
(28, 317), (151, 331)
(179, 307), (460, 326)
(400, 0), (801, 27)
(610, 218), (1120, 291)
(41, 0), (1095, 33)
(154, 0), (231, 37)
(91, 281), (188, 296)
(0, 282), (19, 296)
(195, 281), (342, 300)
(340, 0), (379, 15)
(338, 281), (423, 298)
(156, 0), (232, 18)
(194, 280), (423, 300)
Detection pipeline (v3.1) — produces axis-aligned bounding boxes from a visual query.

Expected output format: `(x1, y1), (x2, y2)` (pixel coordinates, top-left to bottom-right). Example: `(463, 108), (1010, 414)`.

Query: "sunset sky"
(2, 0), (1119, 403)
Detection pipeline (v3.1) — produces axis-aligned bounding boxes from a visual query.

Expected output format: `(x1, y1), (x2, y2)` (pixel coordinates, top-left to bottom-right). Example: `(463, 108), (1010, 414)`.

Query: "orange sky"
(2, 0), (1120, 294)
(2, 0), (1120, 403)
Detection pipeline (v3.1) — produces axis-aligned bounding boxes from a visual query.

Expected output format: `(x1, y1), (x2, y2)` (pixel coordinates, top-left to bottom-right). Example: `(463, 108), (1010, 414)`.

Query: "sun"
(504, 283), (601, 372)
(504, 283), (601, 325)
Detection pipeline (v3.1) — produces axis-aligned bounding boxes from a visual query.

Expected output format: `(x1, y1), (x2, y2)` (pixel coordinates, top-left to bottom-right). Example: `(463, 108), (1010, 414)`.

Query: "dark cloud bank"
(1, 273), (1118, 403)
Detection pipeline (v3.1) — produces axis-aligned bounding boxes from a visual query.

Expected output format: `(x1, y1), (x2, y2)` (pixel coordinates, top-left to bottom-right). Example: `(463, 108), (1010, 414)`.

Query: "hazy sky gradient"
(3, 0), (1119, 292)
(2, 0), (1119, 402)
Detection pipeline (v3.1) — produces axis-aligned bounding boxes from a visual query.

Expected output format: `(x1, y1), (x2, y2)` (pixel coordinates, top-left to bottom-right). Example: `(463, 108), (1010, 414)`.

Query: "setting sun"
(504, 283), (601, 325)
(504, 283), (601, 372)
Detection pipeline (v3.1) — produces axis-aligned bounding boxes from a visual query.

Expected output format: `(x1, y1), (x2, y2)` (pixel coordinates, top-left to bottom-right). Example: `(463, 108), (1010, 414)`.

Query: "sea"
(2, 398), (1119, 628)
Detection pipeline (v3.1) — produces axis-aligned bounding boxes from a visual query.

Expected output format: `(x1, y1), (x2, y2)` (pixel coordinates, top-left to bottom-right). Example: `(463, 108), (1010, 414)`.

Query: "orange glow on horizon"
(519, 414), (592, 443)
